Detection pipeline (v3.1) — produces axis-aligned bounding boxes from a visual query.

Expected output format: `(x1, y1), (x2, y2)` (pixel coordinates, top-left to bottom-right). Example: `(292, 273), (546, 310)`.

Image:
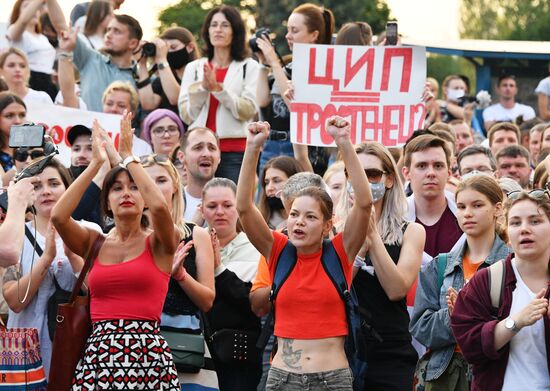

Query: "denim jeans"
(259, 139), (294, 176)
(266, 367), (353, 391)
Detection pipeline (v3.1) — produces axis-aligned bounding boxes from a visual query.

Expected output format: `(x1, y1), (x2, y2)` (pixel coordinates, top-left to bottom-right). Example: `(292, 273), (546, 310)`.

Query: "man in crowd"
(47, 0), (140, 111)
(457, 145), (497, 178)
(177, 128), (221, 224)
(496, 145), (532, 189)
(483, 75), (536, 130)
(529, 123), (547, 166)
(67, 124), (92, 179)
(449, 119), (475, 154)
(487, 122), (521, 157)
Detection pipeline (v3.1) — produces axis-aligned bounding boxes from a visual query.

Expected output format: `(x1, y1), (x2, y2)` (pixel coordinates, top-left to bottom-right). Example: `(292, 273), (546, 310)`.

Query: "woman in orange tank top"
(236, 116), (372, 391)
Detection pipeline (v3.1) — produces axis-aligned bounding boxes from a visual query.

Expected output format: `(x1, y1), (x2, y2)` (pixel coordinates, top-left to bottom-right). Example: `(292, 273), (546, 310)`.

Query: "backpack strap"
(319, 240), (348, 302)
(436, 253), (448, 292)
(488, 260), (505, 309)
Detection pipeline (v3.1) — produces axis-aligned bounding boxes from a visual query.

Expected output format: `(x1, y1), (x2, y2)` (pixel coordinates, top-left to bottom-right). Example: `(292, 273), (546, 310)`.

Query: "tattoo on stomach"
(282, 339), (302, 370)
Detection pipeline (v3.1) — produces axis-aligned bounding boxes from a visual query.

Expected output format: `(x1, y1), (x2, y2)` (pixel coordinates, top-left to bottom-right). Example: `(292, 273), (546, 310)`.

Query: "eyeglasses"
(507, 189), (550, 201)
(151, 126), (180, 137)
(140, 154), (170, 165)
(14, 148), (45, 162)
(364, 168), (386, 183)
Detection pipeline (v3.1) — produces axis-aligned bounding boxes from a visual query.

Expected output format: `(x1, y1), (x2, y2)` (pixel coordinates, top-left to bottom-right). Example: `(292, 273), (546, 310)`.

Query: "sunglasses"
(140, 154), (170, 165)
(507, 189), (550, 201)
(14, 148), (45, 162)
(364, 168), (386, 183)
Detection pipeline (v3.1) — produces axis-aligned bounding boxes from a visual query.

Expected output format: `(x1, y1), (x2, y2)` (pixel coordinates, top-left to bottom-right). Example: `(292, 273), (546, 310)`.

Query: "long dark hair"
(201, 5), (249, 61)
(0, 92), (26, 151)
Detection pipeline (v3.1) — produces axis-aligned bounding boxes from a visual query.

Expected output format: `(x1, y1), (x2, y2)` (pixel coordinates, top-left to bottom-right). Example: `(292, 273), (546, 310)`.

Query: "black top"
(163, 223), (199, 318)
(353, 223), (412, 354)
(259, 74), (290, 133)
(152, 74), (182, 115)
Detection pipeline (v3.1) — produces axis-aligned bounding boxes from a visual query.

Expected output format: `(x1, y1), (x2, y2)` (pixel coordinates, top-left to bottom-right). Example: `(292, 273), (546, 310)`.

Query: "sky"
(1, 0), (460, 42)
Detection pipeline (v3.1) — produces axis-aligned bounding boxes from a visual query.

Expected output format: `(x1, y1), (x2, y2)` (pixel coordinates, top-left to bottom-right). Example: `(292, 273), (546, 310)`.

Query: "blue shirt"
(73, 36), (136, 112)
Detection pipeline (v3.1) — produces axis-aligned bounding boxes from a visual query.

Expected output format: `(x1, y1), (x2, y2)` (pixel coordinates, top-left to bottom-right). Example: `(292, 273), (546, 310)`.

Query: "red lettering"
(344, 48), (374, 90)
(50, 125), (64, 144)
(308, 47), (339, 89)
(380, 48), (413, 92)
(291, 103), (312, 143)
(381, 105), (405, 146)
(404, 104), (426, 144)
(359, 106), (381, 143)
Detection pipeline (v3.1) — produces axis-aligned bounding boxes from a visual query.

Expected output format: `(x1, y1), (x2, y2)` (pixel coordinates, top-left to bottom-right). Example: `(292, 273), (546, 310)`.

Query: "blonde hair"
(102, 81), (139, 113)
(140, 154), (191, 239)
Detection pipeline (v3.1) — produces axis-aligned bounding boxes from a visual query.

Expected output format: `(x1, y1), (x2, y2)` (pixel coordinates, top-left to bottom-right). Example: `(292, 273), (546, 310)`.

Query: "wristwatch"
(158, 62), (168, 70)
(504, 317), (520, 332)
(121, 155), (140, 169)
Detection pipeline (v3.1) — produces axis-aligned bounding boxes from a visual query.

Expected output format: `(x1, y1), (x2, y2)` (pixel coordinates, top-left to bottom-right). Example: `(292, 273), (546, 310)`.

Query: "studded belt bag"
(209, 329), (260, 364)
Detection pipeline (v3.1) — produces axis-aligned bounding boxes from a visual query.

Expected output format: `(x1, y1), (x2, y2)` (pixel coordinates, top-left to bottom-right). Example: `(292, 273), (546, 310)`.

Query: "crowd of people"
(0, 1), (549, 391)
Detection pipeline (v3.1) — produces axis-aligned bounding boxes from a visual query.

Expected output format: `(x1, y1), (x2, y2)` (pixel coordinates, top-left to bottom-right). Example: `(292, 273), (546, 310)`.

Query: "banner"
(26, 103), (121, 167)
(290, 44), (427, 147)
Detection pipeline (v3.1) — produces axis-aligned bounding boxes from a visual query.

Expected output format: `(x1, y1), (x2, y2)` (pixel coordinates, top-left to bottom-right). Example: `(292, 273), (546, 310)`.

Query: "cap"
(67, 124), (92, 146)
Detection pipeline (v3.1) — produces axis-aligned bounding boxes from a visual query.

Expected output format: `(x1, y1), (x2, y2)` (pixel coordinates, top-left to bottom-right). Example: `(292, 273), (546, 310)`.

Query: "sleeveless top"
(353, 223), (412, 348)
(162, 223), (200, 324)
(89, 236), (170, 322)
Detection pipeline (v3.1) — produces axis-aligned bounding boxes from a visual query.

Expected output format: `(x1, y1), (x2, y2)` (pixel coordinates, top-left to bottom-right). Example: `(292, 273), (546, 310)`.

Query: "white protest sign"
(26, 103), (121, 167)
(290, 44), (427, 147)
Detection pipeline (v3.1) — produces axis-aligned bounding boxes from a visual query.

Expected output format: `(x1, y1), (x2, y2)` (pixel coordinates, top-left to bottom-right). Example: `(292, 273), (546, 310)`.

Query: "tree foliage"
(461, 0), (550, 40)
(158, 0), (392, 54)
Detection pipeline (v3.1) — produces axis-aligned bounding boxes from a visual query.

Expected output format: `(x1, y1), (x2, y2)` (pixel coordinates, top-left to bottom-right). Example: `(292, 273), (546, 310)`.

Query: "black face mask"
(167, 47), (191, 69)
(69, 165), (87, 179)
(266, 196), (284, 211)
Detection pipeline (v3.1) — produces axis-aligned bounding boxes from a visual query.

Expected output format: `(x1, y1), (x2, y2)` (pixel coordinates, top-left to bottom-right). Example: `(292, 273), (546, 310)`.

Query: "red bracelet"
(173, 266), (187, 282)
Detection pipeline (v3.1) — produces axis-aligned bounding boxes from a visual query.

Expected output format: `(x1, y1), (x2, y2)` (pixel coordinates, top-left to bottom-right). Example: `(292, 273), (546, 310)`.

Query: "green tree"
(461, 0), (550, 40)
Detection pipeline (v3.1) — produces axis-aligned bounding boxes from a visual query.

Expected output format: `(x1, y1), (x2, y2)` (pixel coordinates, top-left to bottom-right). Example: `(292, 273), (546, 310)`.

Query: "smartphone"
(386, 22), (398, 45)
(9, 124), (45, 148)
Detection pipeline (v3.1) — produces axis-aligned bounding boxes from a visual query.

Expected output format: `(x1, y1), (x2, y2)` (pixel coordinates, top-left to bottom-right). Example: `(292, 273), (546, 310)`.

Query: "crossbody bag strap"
(25, 225), (43, 257)
(68, 234), (105, 303)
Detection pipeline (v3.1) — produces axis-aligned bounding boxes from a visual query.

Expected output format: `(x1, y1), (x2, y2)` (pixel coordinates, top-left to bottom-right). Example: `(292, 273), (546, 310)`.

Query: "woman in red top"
(236, 116), (372, 391)
(51, 112), (180, 390)
(179, 5), (259, 184)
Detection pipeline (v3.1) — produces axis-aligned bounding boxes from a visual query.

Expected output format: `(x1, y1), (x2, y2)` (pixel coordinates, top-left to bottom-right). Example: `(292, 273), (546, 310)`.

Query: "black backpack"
(258, 239), (368, 390)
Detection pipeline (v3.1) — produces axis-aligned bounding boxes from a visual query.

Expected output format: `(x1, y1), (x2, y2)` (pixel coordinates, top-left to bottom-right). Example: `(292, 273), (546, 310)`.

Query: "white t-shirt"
(501, 258), (550, 391)
(24, 88), (54, 107)
(132, 135), (153, 157)
(183, 188), (202, 222)
(535, 77), (550, 111)
(9, 31), (55, 74)
(482, 102), (536, 123)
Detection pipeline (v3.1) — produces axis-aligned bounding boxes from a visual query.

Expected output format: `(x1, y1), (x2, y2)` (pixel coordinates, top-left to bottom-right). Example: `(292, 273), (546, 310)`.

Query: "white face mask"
(447, 88), (465, 102)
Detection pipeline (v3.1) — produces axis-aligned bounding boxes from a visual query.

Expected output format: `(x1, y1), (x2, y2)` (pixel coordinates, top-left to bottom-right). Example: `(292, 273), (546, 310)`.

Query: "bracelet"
(136, 78), (151, 89)
(56, 52), (73, 61)
(173, 266), (187, 282)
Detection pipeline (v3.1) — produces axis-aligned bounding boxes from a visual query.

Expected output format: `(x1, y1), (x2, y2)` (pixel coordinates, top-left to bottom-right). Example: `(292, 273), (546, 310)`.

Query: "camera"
(141, 42), (156, 58)
(9, 124), (46, 148)
(249, 28), (272, 53)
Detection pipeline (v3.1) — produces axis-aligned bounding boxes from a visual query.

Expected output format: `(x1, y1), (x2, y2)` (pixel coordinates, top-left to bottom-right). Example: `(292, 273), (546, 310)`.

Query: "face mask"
(370, 182), (386, 203)
(69, 165), (87, 179)
(447, 88), (465, 102)
(167, 47), (191, 69)
(266, 196), (284, 211)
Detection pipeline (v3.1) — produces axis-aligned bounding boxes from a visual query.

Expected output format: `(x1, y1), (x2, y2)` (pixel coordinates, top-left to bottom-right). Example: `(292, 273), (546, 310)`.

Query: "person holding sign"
(236, 116), (372, 391)
(256, 3), (335, 174)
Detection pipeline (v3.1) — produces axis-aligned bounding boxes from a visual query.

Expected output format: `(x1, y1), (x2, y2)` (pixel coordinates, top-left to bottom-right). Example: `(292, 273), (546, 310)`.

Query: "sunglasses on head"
(507, 189), (550, 201)
(14, 148), (45, 162)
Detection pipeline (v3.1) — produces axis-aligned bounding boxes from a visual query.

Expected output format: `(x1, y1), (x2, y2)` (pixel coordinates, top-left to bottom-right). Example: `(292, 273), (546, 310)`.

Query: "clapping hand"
(118, 111), (134, 160)
(202, 63), (221, 92)
(446, 287), (458, 315)
(91, 120), (108, 165)
(210, 228), (221, 269)
(172, 240), (194, 281)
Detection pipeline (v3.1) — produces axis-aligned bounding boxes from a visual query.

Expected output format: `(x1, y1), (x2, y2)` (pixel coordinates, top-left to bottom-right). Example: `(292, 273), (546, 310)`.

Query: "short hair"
(335, 22), (372, 46)
(448, 119), (472, 134)
(113, 14), (143, 41)
(495, 144), (530, 164)
(530, 122), (547, 136)
(179, 127), (219, 151)
(403, 134), (452, 169)
(457, 145), (497, 173)
(202, 177), (237, 198)
(281, 172), (325, 203)
(428, 122), (456, 150)
(487, 122), (521, 146)
(201, 5), (249, 62)
(497, 74), (516, 86)
(102, 81), (139, 113)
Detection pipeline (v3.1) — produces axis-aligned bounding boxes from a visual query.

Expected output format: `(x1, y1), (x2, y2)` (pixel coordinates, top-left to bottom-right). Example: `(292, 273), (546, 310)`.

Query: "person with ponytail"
(410, 174), (511, 391)
(255, 3), (334, 174)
